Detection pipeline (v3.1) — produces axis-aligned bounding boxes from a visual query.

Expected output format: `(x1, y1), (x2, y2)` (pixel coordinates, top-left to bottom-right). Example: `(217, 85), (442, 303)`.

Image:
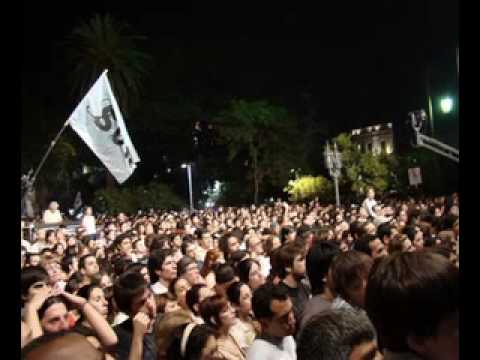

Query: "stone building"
(350, 123), (394, 155)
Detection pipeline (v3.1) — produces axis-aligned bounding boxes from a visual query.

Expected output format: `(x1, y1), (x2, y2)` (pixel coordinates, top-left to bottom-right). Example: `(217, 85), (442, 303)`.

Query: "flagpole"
(29, 69), (110, 187)
(30, 118), (72, 187)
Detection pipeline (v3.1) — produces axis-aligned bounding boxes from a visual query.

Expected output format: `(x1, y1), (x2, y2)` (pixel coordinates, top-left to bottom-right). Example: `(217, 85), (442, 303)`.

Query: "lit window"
(375, 125), (381, 131)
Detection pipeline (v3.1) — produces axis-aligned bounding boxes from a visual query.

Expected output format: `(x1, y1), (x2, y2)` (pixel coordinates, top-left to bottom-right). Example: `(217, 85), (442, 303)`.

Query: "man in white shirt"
(148, 249), (177, 295)
(247, 283), (297, 360)
(361, 188), (377, 218)
(42, 201), (63, 225)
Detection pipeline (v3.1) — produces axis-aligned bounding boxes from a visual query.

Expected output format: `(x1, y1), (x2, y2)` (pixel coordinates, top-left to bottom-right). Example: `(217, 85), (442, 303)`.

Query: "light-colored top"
(362, 198), (377, 218)
(229, 319), (256, 352)
(81, 215), (97, 235)
(151, 281), (168, 295)
(246, 336), (296, 360)
(43, 210), (63, 224)
(257, 255), (271, 278)
(217, 334), (247, 360)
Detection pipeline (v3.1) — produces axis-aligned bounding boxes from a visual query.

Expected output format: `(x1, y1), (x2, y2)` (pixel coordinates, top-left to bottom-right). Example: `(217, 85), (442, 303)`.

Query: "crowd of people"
(20, 188), (459, 360)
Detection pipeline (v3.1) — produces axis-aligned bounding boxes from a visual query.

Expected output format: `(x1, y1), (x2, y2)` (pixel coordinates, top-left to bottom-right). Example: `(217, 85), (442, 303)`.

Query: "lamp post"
(181, 163), (194, 212)
(324, 142), (342, 207)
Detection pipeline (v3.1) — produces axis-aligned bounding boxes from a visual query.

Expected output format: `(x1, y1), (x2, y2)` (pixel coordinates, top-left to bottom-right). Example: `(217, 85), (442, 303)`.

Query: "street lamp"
(324, 142), (342, 207)
(181, 163), (194, 212)
(440, 96), (454, 114)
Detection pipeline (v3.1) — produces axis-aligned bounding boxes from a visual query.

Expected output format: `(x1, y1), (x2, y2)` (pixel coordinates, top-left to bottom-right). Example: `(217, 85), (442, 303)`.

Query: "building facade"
(350, 123), (394, 155)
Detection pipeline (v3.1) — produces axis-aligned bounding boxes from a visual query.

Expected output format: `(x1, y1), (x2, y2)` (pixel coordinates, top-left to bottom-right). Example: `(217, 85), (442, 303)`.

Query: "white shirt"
(151, 281), (168, 295)
(43, 210), (63, 224)
(81, 215), (97, 236)
(246, 336), (296, 360)
(362, 198), (377, 217)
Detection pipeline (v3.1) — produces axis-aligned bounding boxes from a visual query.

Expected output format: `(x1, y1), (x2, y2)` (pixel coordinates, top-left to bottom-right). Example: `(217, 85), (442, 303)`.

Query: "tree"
(214, 99), (306, 204)
(65, 13), (152, 114)
(333, 133), (396, 198)
(284, 175), (333, 202)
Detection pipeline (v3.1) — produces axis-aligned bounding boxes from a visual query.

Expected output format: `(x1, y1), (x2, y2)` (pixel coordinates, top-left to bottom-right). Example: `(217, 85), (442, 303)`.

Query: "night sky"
(23, 1), (459, 157)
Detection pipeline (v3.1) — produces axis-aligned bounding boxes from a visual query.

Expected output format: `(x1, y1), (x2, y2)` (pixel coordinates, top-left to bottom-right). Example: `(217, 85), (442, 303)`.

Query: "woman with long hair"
(200, 295), (246, 360)
(226, 281), (259, 351)
(200, 249), (222, 289)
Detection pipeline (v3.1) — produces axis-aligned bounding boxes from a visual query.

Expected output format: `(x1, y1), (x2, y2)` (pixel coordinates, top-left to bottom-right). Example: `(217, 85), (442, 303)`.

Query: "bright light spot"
(166, 168), (171, 173)
(374, 125), (381, 131)
(440, 97), (453, 113)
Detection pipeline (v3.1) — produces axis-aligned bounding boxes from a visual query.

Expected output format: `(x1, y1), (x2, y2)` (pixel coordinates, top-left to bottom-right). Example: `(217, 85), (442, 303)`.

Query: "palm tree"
(65, 13), (152, 113)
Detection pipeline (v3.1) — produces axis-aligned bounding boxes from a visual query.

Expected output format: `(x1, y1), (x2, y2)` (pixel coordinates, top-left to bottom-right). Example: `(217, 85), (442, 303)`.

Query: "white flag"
(69, 70), (140, 184)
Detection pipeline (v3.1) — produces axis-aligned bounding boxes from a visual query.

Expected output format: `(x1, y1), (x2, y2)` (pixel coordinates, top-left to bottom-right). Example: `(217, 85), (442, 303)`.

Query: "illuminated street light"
(440, 96), (454, 114)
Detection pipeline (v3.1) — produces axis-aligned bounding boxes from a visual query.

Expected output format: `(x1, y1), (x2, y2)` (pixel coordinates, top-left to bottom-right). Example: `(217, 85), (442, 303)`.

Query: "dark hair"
(125, 262), (147, 276)
(181, 237), (195, 256)
(113, 272), (148, 315)
(65, 245), (78, 257)
(65, 272), (83, 294)
(388, 234), (409, 255)
(403, 225), (417, 242)
(60, 255), (76, 274)
(280, 226), (296, 244)
(38, 296), (68, 321)
(166, 323), (216, 360)
(226, 281), (248, 306)
(78, 253), (96, 270)
(21, 331), (95, 359)
(77, 283), (102, 302)
(330, 251), (373, 305)
(306, 241), (340, 295)
(365, 252), (458, 352)
(199, 294), (229, 329)
(276, 243), (304, 279)
(377, 223), (392, 241)
(236, 258), (260, 285)
(353, 234), (377, 256)
(227, 250), (249, 271)
(148, 249), (176, 283)
(297, 309), (377, 360)
(186, 284), (207, 315)
(214, 263), (236, 285)
(252, 283), (289, 320)
(21, 266), (49, 302)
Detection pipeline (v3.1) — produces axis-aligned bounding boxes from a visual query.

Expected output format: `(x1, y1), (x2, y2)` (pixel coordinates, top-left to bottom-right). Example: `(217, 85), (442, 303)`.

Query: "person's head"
(366, 187), (375, 200)
(237, 258), (265, 291)
(276, 243), (306, 281)
(199, 231), (214, 250)
(77, 284), (109, 318)
(178, 256), (202, 285)
(213, 264), (237, 297)
(113, 233), (133, 255)
(227, 281), (253, 318)
(404, 225), (424, 251)
(148, 249), (177, 284)
(113, 271), (156, 318)
(125, 262), (151, 284)
(186, 284), (215, 316)
(38, 296), (70, 334)
(22, 331), (104, 360)
(329, 251), (373, 308)
(280, 226), (296, 245)
(21, 266), (51, 305)
(26, 252), (42, 267)
(201, 249), (222, 276)
(181, 238), (197, 259)
(365, 252), (458, 359)
(78, 254), (99, 280)
(377, 223), (393, 246)
(166, 323), (218, 360)
(355, 234), (387, 259)
(252, 283), (295, 338)
(199, 294), (236, 331)
(297, 309), (380, 360)
(247, 235), (264, 256)
(45, 229), (56, 245)
(363, 222), (377, 236)
(306, 241), (340, 296)
(388, 234), (414, 255)
(169, 277), (191, 311)
(264, 235), (282, 256)
(48, 201), (59, 211)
